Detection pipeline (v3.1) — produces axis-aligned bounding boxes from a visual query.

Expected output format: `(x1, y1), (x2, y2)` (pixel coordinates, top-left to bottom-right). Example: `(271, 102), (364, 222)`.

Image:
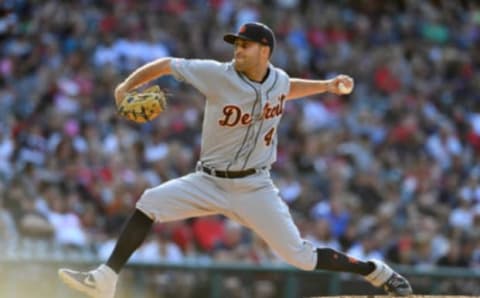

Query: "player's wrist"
(325, 79), (335, 93)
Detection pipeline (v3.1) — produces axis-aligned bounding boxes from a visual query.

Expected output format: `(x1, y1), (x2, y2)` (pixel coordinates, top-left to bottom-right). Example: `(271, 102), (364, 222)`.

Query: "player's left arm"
(286, 74), (354, 101)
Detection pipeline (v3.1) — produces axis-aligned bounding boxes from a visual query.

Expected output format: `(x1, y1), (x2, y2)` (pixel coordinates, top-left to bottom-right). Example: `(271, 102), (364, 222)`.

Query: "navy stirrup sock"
(315, 248), (375, 275)
(106, 209), (154, 273)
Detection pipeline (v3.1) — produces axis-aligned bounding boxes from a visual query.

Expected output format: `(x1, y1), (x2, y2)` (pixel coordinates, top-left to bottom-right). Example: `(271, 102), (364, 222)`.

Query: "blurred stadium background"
(1, 0), (480, 297)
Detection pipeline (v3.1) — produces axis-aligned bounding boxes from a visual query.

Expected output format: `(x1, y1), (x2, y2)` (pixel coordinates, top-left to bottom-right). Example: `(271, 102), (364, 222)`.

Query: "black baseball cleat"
(382, 271), (413, 296)
(364, 259), (413, 296)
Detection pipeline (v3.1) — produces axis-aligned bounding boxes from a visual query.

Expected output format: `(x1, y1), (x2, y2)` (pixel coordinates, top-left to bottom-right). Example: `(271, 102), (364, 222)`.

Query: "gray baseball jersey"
(136, 58), (317, 271)
(170, 58), (290, 171)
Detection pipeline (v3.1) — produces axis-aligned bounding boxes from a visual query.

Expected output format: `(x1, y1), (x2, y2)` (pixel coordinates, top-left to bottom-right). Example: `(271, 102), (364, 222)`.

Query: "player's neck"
(243, 65), (269, 83)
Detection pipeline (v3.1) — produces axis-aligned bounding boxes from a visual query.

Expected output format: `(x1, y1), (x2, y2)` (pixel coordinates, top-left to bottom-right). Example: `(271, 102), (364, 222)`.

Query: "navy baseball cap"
(223, 22), (275, 54)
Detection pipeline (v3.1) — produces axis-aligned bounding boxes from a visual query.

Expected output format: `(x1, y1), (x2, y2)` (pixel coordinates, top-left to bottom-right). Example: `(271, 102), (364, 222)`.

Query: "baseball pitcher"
(59, 22), (412, 298)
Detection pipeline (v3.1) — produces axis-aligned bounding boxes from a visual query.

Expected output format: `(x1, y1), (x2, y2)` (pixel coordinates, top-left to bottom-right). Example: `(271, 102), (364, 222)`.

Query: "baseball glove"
(117, 85), (167, 123)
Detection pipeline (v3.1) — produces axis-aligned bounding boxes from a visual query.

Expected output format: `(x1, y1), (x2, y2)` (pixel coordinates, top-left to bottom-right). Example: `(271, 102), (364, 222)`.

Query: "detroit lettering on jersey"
(170, 58), (290, 171)
(218, 94), (286, 127)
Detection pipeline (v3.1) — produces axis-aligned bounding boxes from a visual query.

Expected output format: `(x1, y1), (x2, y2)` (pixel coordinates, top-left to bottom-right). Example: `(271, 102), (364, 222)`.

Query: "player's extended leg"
(229, 178), (412, 296)
(59, 172), (226, 298)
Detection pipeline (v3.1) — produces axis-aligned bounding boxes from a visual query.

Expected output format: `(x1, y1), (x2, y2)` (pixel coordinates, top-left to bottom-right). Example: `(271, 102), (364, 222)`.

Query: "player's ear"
(260, 45), (270, 59)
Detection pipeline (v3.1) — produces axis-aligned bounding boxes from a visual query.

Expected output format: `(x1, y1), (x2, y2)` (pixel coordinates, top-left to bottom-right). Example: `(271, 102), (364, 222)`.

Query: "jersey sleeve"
(170, 58), (224, 96)
(279, 68), (291, 96)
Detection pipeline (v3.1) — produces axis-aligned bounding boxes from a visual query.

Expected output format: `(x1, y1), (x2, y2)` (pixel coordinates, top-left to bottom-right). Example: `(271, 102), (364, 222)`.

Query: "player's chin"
(233, 59), (246, 71)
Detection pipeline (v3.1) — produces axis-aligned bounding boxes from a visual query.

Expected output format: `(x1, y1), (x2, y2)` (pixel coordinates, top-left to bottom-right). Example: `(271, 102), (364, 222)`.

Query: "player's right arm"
(114, 57), (173, 104)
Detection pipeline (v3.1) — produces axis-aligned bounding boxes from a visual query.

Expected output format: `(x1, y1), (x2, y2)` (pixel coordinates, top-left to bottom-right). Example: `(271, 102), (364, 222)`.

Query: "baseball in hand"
(338, 82), (353, 94)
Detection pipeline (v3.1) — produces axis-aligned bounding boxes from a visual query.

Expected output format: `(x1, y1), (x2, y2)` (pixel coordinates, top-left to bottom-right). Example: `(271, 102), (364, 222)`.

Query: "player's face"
(233, 39), (267, 72)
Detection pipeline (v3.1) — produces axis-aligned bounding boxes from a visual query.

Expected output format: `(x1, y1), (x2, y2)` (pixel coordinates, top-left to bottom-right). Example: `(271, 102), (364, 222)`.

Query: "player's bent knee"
(135, 206), (155, 221)
(135, 188), (158, 220)
(277, 241), (317, 271)
(139, 188), (156, 201)
(136, 188), (155, 206)
(286, 256), (316, 271)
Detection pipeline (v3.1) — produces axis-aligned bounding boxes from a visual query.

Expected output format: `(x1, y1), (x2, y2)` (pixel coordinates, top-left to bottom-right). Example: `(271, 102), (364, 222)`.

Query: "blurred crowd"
(1, 0), (480, 275)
